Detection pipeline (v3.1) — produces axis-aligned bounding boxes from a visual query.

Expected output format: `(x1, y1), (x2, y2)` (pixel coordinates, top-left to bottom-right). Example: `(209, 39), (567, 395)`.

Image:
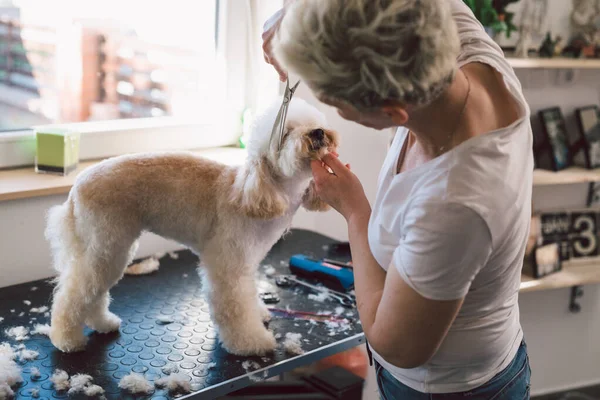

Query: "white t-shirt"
(367, 0), (533, 394)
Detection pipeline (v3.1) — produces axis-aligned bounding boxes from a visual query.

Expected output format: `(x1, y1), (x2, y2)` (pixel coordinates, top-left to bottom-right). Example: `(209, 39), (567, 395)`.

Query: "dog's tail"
(45, 196), (81, 275)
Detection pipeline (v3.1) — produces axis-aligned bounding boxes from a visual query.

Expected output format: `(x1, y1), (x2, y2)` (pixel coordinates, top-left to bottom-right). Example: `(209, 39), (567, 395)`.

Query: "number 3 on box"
(571, 212), (598, 258)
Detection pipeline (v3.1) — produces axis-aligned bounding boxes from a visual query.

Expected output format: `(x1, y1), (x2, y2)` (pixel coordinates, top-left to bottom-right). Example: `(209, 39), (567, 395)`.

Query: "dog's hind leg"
(50, 227), (135, 352)
(84, 240), (139, 333)
(201, 252), (276, 356)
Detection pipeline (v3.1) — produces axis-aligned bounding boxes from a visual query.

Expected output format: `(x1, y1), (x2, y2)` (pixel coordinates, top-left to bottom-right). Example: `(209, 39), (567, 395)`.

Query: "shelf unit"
(520, 261), (600, 293)
(507, 57), (600, 69)
(533, 167), (600, 186)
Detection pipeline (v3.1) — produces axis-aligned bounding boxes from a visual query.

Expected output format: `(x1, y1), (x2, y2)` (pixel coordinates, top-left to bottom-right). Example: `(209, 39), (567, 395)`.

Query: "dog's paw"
(221, 328), (276, 356)
(259, 303), (272, 323)
(86, 312), (122, 334)
(50, 326), (88, 353)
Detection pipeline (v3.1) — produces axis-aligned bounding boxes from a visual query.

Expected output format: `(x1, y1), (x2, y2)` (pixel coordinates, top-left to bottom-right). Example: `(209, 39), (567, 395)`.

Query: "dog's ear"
(302, 180), (330, 212)
(231, 157), (289, 219)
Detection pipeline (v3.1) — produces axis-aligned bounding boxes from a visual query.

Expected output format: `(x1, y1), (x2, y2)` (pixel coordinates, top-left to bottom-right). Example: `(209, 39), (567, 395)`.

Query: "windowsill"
(0, 146), (247, 202)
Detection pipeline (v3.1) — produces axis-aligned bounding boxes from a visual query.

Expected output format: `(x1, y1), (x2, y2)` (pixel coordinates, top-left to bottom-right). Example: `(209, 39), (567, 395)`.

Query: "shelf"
(520, 261), (600, 293)
(533, 167), (600, 186)
(0, 147), (247, 202)
(507, 57), (600, 69)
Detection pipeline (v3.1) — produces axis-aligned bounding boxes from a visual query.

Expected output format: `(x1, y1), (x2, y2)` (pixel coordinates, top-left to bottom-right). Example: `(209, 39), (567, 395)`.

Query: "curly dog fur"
(45, 98), (338, 355)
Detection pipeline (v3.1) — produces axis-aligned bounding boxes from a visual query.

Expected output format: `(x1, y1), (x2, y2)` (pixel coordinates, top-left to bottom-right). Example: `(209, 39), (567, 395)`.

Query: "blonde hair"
(273, 0), (460, 109)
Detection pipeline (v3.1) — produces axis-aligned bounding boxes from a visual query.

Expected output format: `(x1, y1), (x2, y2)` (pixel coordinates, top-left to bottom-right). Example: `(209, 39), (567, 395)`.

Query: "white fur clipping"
(282, 333), (304, 355)
(308, 291), (330, 302)
(168, 252), (179, 260)
(4, 326), (29, 341)
(31, 324), (51, 337)
(125, 257), (160, 275)
(30, 387), (40, 398)
(84, 384), (105, 396)
(18, 349), (39, 362)
(263, 265), (276, 277)
(155, 373), (191, 393)
(118, 373), (154, 394)
(0, 343), (22, 398)
(23, 300), (31, 306)
(68, 374), (93, 394)
(29, 306), (49, 314)
(0, 384), (14, 400)
(50, 369), (70, 391)
(30, 367), (41, 379)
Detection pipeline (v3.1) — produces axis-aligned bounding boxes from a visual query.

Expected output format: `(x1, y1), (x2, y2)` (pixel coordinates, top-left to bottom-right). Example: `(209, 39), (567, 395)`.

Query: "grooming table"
(0, 229), (365, 399)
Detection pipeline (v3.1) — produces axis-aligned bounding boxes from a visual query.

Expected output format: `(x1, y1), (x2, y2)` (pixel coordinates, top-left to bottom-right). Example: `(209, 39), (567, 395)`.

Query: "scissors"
(269, 78), (301, 152)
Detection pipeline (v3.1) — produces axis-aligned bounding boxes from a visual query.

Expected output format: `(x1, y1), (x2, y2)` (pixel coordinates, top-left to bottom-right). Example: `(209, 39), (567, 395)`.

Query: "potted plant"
(463, 0), (521, 38)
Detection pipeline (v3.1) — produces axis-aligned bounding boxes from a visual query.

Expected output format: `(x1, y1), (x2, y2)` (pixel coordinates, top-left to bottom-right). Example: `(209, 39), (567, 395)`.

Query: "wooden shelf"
(507, 57), (600, 69)
(0, 147), (247, 202)
(520, 261), (600, 293)
(533, 167), (600, 186)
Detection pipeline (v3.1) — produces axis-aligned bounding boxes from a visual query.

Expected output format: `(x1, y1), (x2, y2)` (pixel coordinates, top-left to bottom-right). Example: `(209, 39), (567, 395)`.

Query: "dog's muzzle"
(309, 128), (326, 150)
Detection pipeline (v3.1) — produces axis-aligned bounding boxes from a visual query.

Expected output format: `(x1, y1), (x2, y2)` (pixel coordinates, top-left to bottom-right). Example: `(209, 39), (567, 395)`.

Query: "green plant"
(463, 0), (521, 38)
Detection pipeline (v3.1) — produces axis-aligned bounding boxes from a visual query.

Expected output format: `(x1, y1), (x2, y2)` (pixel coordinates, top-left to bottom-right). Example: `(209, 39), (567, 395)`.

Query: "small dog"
(45, 98), (339, 355)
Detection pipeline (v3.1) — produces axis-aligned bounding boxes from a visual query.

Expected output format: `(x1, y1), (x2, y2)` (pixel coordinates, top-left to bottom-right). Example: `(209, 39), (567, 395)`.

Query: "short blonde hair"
(273, 0), (460, 109)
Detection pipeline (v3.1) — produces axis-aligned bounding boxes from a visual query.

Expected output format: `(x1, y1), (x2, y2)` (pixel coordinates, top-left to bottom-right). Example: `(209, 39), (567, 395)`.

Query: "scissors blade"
(270, 79), (301, 152)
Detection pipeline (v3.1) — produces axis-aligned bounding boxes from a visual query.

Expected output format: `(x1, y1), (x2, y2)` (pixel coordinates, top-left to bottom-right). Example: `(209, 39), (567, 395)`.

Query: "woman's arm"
(311, 154), (477, 368)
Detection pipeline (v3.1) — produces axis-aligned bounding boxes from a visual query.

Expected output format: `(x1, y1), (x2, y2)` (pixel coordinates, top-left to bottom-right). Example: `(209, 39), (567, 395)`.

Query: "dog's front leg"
(201, 262), (276, 356)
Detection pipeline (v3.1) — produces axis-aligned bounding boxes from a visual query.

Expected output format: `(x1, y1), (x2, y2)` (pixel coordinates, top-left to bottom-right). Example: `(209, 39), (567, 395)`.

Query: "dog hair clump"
(4, 326), (29, 341)
(23, 300), (31, 306)
(308, 291), (329, 302)
(282, 332), (304, 355)
(30, 387), (40, 398)
(118, 373), (154, 394)
(31, 324), (51, 337)
(0, 343), (22, 398)
(155, 373), (191, 393)
(50, 369), (70, 391)
(30, 306), (49, 314)
(18, 349), (39, 362)
(125, 257), (160, 275)
(30, 367), (41, 379)
(84, 384), (105, 396)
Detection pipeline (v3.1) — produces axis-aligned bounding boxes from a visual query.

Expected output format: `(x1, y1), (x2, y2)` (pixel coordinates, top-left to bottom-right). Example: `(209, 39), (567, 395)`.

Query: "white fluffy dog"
(45, 98), (339, 356)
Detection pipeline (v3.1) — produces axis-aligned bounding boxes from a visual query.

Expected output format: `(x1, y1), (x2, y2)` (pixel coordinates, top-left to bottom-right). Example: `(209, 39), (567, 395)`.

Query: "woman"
(263, 0), (532, 399)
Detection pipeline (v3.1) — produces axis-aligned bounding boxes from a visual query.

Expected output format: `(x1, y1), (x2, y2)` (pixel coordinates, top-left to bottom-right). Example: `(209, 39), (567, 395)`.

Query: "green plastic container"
(35, 128), (80, 176)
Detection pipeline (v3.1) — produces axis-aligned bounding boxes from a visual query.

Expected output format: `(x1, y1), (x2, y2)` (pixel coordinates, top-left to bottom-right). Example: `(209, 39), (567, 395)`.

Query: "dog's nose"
(310, 129), (325, 141)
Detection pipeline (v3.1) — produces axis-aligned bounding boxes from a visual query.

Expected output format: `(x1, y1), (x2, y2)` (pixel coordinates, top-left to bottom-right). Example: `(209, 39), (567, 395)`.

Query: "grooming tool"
(275, 275), (356, 308)
(269, 78), (301, 152)
(288, 254), (354, 291)
(323, 258), (353, 269)
(268, 307), (350, 323)
(259, 291), (280, 304)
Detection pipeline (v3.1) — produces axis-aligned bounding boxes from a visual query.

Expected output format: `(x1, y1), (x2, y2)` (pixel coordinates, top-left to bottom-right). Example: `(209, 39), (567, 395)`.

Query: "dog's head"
(232, 98), (339, 219)
(247, 97), (339, 176)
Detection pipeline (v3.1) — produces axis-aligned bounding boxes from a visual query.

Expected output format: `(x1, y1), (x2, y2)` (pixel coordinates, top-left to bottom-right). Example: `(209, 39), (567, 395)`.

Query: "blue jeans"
(376, 341), (531, 400)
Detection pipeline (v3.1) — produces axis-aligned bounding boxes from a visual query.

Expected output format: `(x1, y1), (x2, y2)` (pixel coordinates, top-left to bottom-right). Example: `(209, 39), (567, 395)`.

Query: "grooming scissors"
(269, 78), (301, 152)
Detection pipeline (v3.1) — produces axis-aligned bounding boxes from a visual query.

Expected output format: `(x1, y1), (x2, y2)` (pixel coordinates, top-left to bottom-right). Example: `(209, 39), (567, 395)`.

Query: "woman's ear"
(231, 157), (289, 219)
(382, 101), (409, 126)
(302, 180), (330, 212)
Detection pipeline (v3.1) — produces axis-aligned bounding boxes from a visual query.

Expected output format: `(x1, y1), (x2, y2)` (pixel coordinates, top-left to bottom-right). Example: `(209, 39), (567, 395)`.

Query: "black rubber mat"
(0, 229), (364, 399)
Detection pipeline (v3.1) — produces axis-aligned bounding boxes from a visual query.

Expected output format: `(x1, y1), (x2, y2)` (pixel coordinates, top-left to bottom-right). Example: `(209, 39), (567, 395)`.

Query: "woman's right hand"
(262, 7), (287, 82)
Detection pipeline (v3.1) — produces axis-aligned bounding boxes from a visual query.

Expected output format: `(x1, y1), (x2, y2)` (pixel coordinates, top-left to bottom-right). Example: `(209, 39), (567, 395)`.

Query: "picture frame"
(532, 243), (562, 279)
(576, 105), (600, 169)
(536, 107), (571, 171)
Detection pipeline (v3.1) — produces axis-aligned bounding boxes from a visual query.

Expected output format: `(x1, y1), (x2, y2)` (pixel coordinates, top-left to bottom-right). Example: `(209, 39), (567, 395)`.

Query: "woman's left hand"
(311, 153), (371, 222)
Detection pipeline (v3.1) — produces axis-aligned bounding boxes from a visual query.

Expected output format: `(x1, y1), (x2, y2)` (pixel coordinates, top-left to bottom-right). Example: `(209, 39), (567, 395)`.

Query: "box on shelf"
(35, 128), (80, 176)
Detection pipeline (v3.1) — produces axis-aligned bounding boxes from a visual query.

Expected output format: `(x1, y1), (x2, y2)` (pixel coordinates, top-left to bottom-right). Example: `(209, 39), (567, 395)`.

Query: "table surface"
(0, 229), (365, 399)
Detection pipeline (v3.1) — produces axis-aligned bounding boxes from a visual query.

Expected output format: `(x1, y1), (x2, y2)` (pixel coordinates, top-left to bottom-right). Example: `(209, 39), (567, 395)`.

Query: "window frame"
(0, 0), (282, 169)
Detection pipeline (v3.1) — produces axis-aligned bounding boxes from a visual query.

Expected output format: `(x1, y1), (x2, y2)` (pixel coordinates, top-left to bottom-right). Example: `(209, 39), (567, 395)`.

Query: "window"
(0, 0), (282, 168)
(0, 0), (219, 130)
